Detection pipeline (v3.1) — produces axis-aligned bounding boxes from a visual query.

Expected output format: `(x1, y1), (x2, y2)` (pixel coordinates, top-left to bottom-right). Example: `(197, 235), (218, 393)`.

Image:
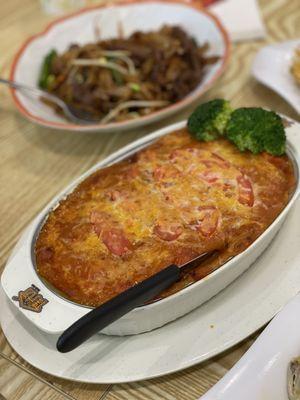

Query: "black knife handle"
(56, 264), (180, 353)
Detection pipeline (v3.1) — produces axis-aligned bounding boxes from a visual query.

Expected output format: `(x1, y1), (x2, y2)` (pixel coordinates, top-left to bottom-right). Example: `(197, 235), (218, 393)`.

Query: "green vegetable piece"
(38, 50), (57, 89)
(111, 68), (124, 85)
(46, 74), (55, 89)
(226, 108), (286, 156)
(129, 83), (141, 92)
(187, 99), (232, 142)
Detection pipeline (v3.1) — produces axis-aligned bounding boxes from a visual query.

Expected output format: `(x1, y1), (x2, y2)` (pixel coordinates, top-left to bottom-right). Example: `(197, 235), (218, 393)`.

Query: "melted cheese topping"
(35, 129), (296, 306)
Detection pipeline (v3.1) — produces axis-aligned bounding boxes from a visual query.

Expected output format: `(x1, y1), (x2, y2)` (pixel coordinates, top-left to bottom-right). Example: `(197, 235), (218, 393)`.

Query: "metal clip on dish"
(56, 252), (215, 353)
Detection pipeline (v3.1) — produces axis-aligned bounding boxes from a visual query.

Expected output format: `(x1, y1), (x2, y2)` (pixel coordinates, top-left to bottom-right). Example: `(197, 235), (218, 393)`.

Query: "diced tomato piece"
(153, 222), (183, 241)
(237, 175), (254, 207)
(90, 210), (107, 225)
(100, 228), (133, 256)
(198, 170), (220, 184)
(262, 153), (289, 174)
(153, 167), (165, 180)
(169, 148), (206, 161)
(211, 153), (231, 168)
(199, 160), (215, 168)
(123, 166), (139, 179)
(90, 211), (132, 256)
(169, 149), (181, 161)
(199, 153), (230, 170)
(196, 206), (220, 237)
(37, 247), (54, 262)
(90, 212), (105, 237)
(105, 190), (121, 201)
(222, 181), (235, 193)
(200, 159), (223, 169)
(153, 165), (178, 181)
(173, 247), (200, 266)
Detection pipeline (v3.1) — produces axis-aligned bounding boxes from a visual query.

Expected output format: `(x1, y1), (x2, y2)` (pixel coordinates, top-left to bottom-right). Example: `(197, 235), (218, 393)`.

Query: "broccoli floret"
(187, 99), (232, 142)
(226, 108), (286, 156)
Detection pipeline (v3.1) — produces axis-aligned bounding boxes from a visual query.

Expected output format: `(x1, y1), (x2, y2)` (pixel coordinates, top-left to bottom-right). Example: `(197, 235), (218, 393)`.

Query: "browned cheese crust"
(35, 129), (296, 306)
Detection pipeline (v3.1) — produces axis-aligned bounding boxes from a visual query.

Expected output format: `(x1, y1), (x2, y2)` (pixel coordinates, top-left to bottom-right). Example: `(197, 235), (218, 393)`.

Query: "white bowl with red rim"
(9, 0), (230, 133)
(1, 119), (300, 336)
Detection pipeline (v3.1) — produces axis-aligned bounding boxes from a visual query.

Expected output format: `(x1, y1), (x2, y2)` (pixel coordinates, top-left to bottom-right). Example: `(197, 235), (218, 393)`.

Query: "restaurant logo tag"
(12, 285), (48, 313)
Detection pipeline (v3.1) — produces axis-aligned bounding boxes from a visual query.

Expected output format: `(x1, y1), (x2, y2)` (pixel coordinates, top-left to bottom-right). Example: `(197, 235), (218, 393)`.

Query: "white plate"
(201, 293), (300, 400)
(252, 40), (300, 115)
(1, 181), (300, 383)
(9, 0), (230, 133)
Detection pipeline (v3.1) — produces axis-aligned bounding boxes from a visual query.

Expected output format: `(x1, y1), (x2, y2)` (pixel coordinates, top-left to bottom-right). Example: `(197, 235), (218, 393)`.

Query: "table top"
(0, 0), (299, 398)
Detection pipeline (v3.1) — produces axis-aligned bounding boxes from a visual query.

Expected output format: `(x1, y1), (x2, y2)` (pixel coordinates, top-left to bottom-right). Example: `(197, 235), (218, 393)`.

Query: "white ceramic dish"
(9, 0), (230, 133)
(201, 292), (300, 400)
(252, 40), (300, 115)
(1, 119), (300, 337)
(1, 182), (300, 383)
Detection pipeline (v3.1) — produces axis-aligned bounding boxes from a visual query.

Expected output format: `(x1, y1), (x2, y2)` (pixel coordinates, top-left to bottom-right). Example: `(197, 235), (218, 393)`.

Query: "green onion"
(46, 74), (55, 89)
(38, 50), (57, 89)
(112, 70), (124, 85)
(129, 83), (141, 92)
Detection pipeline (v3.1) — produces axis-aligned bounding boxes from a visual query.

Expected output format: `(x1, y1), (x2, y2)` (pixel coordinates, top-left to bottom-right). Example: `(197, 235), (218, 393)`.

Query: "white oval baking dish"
(2, 119), (300, 336)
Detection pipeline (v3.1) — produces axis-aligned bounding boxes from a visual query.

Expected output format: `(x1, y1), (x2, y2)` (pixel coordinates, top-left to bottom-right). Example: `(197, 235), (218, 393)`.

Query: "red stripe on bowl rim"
(9, 0), (231, 131)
